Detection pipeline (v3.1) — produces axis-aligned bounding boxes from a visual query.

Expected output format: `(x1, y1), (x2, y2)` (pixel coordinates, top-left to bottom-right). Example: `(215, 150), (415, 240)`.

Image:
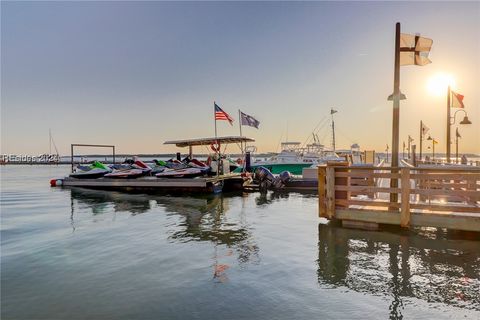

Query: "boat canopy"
(164, 136), (254, 148)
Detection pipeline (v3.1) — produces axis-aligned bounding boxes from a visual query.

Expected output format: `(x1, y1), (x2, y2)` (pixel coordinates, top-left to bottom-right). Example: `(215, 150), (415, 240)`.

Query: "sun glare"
(427, 73), (456, 97)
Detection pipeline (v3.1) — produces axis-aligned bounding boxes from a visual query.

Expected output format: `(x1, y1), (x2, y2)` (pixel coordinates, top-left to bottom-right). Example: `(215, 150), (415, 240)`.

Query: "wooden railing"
(318, 164), (480, 231)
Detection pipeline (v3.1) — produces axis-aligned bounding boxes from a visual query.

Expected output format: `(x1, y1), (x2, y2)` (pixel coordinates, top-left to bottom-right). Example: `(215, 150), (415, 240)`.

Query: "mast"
(419, 120), (423, 161)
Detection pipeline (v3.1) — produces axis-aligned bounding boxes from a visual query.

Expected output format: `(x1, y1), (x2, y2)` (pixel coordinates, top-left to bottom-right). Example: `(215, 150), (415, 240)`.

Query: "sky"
(1, 1), (479, 155)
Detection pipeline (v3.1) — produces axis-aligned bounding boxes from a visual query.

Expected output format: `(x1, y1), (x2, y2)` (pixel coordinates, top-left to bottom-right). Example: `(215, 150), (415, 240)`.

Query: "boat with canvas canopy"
(164, 136), (255, 175)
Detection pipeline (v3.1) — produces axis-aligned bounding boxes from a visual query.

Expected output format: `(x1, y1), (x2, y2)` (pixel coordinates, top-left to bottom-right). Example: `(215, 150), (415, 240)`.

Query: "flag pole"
(446, 85), (451, 163)
(419, 120), (423, 161)
(214, 101), (219, 177)
(214, 101), (218, 139)
(238, 109), (244, 154)
(389, 22), (401, 204)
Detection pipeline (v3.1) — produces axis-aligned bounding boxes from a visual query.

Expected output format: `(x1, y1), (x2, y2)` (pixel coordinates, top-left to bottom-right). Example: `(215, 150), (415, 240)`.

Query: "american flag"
(214, 103), (234, 125)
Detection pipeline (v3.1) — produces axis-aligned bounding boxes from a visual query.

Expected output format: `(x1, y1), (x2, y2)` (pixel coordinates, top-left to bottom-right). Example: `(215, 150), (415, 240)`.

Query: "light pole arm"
(450, 109), (468, 125)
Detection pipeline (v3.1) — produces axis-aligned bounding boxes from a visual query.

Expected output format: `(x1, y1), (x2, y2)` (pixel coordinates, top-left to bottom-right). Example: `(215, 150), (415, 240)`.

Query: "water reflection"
(70, 187), (152, 215)
(317, 224), (480, 318)
(161, 193), (260, 272)
(69, 188), (260, 280)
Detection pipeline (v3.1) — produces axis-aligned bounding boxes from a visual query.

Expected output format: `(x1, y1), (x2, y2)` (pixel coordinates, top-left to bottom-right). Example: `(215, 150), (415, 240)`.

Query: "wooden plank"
(411, 212), (480, 232)
(422, 182), (478, 188)
(335, 208), (480, 232)
(335, 185), (402, 193)
(413, 167), (480, 172)
(318, 166), (327, 218)
(410, 173), (480, 180)
(335, 199), (400, 208)
(411, 188), (480, 198)
(336, 209), (401, 225)
(410, 203), (480, 213)
(335, 199), (479, 213)
(400, 167), (411, 227)
(326, 166), (336, 219)
(335, 172), (402, 179)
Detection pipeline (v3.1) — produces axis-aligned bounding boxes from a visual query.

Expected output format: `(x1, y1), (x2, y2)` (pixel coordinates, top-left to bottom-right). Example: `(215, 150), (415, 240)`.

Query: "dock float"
(59, 174), (245, 193)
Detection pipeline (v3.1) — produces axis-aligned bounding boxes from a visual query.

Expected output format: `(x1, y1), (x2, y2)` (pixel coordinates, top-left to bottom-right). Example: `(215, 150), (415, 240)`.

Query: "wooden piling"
(326, 166), (336, 219)
(318, 166), (327, 218)
(400, 167), (411, 227)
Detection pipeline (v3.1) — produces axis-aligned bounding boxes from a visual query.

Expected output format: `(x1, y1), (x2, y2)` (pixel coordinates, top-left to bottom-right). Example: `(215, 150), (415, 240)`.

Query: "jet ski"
(150, 159), (166, 174)
(131, 157), (152, 175)
(155, 167), (204, 178)
(104, 168), (144, 179)
(182, 157), (211, 174)
(69, 161), (111, 179)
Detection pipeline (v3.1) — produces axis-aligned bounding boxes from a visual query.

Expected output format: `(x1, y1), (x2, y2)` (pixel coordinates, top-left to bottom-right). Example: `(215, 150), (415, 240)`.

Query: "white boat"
(247, 141), (343, 175)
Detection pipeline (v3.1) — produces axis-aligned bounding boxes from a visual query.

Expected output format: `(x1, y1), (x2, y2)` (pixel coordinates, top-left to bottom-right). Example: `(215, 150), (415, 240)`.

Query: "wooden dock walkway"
(318, 164), (480, 232)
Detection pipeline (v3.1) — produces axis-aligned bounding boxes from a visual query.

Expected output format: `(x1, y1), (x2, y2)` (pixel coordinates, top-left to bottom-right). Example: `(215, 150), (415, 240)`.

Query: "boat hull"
(236, 163), (312, 175)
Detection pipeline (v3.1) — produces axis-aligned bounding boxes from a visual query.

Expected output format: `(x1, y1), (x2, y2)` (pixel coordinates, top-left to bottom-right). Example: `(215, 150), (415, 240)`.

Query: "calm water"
(1, 166), (479, 319)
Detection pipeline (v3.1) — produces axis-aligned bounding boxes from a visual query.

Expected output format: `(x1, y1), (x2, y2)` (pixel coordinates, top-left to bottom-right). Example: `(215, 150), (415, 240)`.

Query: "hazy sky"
(2, 1), (479, 155)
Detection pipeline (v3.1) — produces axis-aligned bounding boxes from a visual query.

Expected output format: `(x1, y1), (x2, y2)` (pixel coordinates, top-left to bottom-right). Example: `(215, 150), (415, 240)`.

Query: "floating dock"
(59, 174), (245, 193)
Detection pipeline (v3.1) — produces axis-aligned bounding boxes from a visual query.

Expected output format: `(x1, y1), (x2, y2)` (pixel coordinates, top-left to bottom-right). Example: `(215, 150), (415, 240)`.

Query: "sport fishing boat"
(237, 141), (343, 175)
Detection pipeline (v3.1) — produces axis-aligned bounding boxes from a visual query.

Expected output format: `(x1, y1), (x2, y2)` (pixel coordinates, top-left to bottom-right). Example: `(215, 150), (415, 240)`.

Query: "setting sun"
(427, 73), (456, 97)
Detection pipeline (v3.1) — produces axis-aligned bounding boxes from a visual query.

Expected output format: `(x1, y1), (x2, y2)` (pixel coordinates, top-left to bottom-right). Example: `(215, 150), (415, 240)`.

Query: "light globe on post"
(460, 116), (472, 125)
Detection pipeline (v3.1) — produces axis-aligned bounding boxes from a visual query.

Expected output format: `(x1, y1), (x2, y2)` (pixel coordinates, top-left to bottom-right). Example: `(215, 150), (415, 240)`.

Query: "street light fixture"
(447, 103), (472, 163)
(460, 116), (472, 125)
(451, 109), (472, 125)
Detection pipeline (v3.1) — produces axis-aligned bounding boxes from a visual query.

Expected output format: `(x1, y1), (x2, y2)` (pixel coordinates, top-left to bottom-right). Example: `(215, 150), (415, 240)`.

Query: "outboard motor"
(272, 171), (292, 189)
(254, 166), (274, 191)
(279, 171), (292, 184)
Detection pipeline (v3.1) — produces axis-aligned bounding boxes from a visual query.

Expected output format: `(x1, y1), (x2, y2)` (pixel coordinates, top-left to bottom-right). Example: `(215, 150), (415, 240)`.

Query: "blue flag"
(240, 111), (260, 129)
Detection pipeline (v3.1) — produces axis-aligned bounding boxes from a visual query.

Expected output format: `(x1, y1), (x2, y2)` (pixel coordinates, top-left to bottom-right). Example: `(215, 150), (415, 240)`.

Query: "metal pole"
(214, 101), (218, 139)
(419, 120), (423, 161)
(113, 146), (115, 164)
(407, 137), (411, 159)
(331, 113), (336, 152)
(71, 144), (74, 173)
(455, 128), (459, 164)
(390, 22), (401, 204)
(432, 139), (435, 161)
(214, 102), (220, 177)
(446, 86), (451, 163)
(238, 109), (244, 154)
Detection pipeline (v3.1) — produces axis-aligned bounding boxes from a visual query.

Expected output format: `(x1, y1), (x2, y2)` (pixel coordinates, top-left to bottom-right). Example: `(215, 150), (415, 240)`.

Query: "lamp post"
(446, 86), (472, 163)
(427, 136), (437, 161)
(407, 135), (414, 159)
(448, 109), (471, 163)
(455, 127), (461, 164)
(386, 144), (389, 163)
